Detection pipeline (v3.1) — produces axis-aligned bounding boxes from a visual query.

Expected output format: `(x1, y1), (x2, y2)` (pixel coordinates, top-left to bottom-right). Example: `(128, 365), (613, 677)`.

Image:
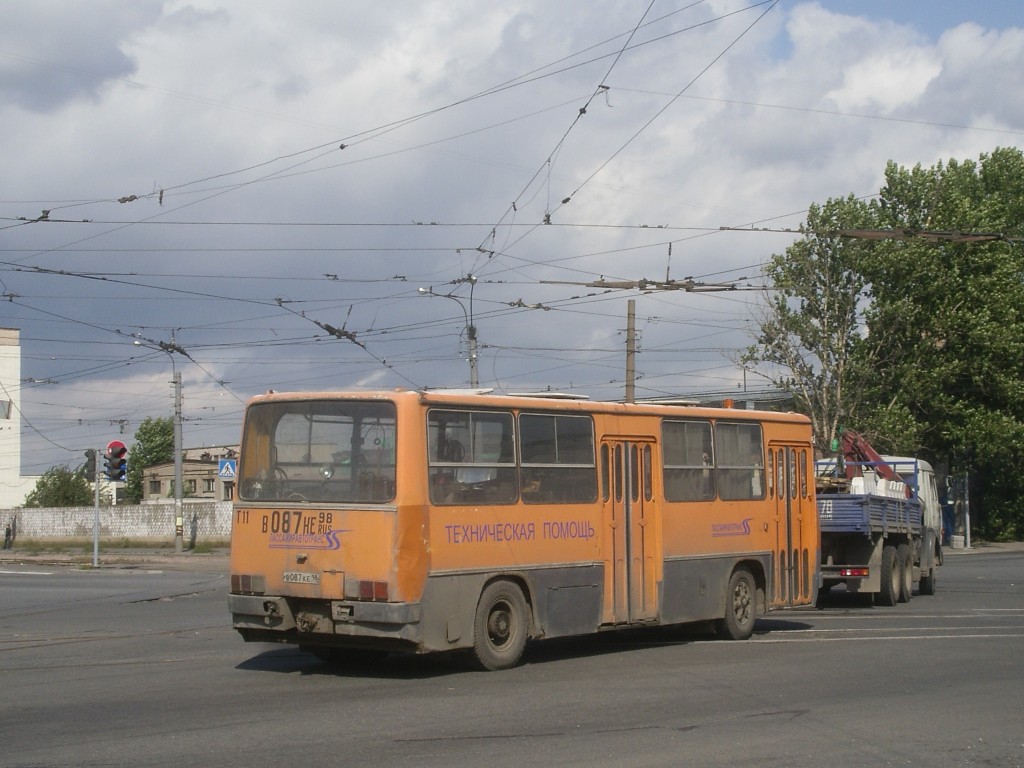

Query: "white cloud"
(0, 0), (163, 112)
(824, 50), (942, 113)
(1, 0), (1021, 472)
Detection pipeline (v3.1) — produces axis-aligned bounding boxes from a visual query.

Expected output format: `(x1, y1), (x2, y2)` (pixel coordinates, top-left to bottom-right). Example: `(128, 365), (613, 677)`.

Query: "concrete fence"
(2, 501), (233, 541)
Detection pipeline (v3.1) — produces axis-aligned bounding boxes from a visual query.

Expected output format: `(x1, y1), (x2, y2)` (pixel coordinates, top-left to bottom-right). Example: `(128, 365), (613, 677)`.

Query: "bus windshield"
(238, 399), (397, 503)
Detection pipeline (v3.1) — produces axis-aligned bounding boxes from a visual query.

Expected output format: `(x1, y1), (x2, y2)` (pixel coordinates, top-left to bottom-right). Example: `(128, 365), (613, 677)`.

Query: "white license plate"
(283, 571), (320, 584)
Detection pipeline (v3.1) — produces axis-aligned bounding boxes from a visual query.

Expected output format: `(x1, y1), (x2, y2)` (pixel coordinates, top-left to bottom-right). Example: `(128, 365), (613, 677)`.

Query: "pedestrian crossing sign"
(218, 459), (237, 479)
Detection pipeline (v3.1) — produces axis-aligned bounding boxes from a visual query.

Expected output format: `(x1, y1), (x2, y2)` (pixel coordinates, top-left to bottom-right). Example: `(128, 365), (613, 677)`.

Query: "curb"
(0, 549), (230, 571)
(941, 541), (1024, 555)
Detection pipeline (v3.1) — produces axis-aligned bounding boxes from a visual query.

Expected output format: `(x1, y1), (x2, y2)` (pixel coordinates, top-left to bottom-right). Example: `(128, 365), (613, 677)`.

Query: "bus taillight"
(358, 580), (389, 601)
(231, 573), (266, 595)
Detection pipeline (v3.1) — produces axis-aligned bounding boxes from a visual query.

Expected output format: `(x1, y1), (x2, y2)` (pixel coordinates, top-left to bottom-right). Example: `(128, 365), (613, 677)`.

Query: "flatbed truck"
(816, 433), (942, 606)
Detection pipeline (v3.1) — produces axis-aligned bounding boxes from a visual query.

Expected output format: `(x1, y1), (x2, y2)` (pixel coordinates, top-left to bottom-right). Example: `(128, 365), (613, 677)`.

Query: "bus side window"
(630, 444), (640, 503)
(662, 419), (714, 502)
(427, 409), (516, 505)
(643, 444), (653, 502)
(601, 444), (611, 502)
(777, 449), (786, 500)
(715, 422), (765, 501)
(800, 449), (808, 498)
(520, 413), (597, 503)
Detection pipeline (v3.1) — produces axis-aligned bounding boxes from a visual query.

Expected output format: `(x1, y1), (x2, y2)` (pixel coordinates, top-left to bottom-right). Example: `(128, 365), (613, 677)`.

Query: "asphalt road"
(1, 547), (1022, 768)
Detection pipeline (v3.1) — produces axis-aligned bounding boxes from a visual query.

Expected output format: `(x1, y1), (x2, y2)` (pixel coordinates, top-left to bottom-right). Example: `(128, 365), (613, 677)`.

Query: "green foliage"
(23, 464), (93, 508)
(853, 402), (922, 456)
(862, 149), (1024, 538)
(744, 195), (877, 453)
(748, 147), (1024, 539)
(122, 417), (174, 503)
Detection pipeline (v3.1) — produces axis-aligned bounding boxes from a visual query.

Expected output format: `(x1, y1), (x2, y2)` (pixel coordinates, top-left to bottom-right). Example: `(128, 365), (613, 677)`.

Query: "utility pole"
(625, 300), (636, 403)
(91, 448), (100, 567)
(173, 369), (183, 554)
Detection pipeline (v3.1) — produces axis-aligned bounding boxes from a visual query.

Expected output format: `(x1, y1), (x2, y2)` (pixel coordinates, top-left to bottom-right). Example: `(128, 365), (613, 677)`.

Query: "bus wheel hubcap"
(488, 607), (511, 645)
(734, 584), (751, 622)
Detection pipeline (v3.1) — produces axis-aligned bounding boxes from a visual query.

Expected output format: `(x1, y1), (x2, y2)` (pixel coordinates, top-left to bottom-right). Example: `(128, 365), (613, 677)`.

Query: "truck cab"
(882, 456), (943, 560)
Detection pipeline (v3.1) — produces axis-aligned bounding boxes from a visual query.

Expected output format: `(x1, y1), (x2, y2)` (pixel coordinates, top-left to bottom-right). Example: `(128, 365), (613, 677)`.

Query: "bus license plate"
(283, 571), (320, 584)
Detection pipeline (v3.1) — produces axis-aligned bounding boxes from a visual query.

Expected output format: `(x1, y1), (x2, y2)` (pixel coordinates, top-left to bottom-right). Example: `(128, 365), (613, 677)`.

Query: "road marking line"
(754, 632), (1024, 643)
(808, 611), (1023, 620)
(966, 610), (1024, 618)
(769, 624), (1024, 634)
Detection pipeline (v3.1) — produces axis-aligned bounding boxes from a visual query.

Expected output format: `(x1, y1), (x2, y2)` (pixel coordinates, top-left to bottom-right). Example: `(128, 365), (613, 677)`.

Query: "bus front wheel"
(471, 581), (529, 671)
(717, 568), (756, 641)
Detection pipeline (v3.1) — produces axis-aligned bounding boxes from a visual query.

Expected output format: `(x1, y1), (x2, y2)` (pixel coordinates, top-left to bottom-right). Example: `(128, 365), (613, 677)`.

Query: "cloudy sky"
(2, 0), (1022, 475)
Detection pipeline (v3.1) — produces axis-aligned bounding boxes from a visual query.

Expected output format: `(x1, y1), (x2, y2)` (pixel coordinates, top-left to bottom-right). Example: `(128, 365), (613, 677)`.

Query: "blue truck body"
(816, 457), (940, 606)
(818, 492), (922, 538)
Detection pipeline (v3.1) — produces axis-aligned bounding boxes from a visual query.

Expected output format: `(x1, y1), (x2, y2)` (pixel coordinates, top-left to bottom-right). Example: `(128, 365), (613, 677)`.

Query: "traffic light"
(104, 440), (128, 482)
(84, 449), (97, 482)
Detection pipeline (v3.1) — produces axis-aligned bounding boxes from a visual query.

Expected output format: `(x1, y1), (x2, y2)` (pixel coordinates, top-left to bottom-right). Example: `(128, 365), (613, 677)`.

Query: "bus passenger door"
(769, 444), (812, 607)
(601, 439), (659, 624)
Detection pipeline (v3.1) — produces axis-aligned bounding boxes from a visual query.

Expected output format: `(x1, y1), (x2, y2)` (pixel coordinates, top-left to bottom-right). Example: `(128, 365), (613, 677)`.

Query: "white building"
(0, 328), (39, 508)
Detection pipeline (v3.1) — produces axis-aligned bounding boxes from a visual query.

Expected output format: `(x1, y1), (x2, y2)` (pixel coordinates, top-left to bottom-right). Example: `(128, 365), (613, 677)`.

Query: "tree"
(744, 195), (878, 454)
(747, 147), (1024, 539)
(860, 149), (1024, 538)
(24, 464), (93, 508)
(123, 417), (174, 503)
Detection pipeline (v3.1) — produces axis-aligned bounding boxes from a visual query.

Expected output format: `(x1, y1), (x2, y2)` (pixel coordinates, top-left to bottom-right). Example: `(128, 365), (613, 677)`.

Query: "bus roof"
(245, 389), (811, 424)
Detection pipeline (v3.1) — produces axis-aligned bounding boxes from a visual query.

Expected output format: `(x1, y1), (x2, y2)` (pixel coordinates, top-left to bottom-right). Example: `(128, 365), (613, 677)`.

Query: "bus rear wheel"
(717, 568), (756, 640)
(471, 581), (529, 671)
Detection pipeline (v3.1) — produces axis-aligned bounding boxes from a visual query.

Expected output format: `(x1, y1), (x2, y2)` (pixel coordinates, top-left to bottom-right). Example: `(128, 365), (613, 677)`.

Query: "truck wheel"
(471, 580), (529, 671)
(919, 565), (937, 595)
(716, 568), (756, 640)
(877, 545), (899, 606)
(897, 543), (912, 603)
(815, 583), (830, 610)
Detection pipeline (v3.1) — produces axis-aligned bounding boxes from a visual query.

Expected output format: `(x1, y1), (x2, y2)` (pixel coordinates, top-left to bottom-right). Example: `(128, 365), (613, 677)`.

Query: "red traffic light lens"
(105, 440), (127, 458)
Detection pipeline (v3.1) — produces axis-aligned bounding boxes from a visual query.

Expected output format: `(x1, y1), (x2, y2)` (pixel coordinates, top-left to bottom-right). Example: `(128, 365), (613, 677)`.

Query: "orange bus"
(229, 389), (818, 670)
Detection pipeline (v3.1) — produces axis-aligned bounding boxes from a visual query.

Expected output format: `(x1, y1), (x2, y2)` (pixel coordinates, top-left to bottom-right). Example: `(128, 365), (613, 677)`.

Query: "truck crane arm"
(840, 430), (911, 497)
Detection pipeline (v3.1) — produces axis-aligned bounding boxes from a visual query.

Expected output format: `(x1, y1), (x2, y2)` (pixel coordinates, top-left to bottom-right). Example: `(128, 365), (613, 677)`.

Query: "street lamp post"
(134, 337), (185, 553)
(418, 275), (479, 388)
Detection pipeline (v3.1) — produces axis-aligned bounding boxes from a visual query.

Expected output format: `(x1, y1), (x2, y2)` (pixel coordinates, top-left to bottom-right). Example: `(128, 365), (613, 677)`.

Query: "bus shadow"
(236, 618), (816, 678)
(524, 617), (815, 661)
(235, 646), (477, 679)
(752, 617), (815, 633)
(521, 625), (717, 666)
(814, 589), (877, 609)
